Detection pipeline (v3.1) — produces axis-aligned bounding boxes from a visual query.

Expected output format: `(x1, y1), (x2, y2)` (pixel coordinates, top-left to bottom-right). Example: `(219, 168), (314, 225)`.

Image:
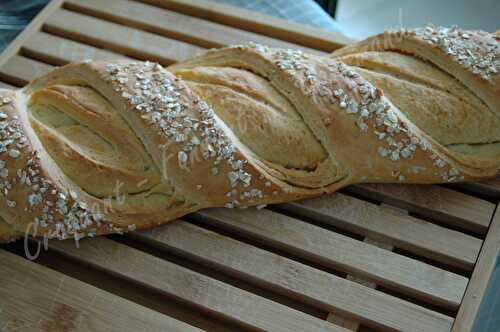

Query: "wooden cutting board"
(0, 1), (498, 331)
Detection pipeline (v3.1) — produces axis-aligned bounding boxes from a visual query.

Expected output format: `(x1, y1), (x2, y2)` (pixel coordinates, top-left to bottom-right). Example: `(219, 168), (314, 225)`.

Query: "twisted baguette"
(0, 25), (498, 243)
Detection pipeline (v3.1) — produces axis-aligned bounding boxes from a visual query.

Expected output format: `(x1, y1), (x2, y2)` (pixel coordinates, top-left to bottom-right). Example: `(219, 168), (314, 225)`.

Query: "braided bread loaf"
(0, 25), (498, 243)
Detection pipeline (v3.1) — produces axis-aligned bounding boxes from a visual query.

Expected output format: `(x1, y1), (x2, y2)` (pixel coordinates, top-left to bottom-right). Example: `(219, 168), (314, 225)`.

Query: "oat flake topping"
(414, 24), (499, 81)
(5, 32), (483, 242)
(103, 61), (255, 208)
(242, 42), (464, 183)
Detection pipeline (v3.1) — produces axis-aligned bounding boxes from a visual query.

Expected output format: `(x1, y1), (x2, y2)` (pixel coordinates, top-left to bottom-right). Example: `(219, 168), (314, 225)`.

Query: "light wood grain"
(196, 208), (468, 310)
(0, 81), (15, 89)
(453, 205), (500, 332)
(44, 9), (205, 64)
(134, 221), (453, 332)
(23, 31), (130, 65)
(0, 55), (53, 86)
(346, 184), (494, 234)
(48, 237), (349, 332)
(281, 192), (482, 270)
(137, 0), (354, 51)
(327, 234), (396, 331)
(0, 250), (202, 332)
(328, 204), (402, 330)
(64, 0), (323, 55)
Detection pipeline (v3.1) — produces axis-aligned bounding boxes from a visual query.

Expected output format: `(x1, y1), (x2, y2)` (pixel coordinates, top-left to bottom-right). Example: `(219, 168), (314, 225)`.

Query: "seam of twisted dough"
(0, 25), (498, 243)
(173, 67), (330, 170)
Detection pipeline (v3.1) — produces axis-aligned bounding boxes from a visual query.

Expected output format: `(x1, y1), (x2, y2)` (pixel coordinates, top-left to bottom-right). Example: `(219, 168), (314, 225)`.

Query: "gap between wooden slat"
(0, 76), (24, 88)
(43, 8), (205, 65)
(64, 0), (323, 55)
(130, 219), (454, 332)
(192, 208), (467, 311)
(0, 249), (203, 332)
(135, 0), (354, 51)
(450, 179), (500, 202)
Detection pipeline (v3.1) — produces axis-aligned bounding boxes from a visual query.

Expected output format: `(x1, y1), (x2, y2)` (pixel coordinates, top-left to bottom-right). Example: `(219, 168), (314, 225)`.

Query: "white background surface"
(336, 0), (500, 38)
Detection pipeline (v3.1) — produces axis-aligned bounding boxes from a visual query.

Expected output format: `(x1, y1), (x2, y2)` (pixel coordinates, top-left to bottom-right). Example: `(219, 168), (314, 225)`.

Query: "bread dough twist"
(0, 25), (498, 242)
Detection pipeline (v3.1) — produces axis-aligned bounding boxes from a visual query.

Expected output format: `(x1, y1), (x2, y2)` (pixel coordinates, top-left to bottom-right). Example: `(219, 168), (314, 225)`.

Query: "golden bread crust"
(0, 24), (498, 242)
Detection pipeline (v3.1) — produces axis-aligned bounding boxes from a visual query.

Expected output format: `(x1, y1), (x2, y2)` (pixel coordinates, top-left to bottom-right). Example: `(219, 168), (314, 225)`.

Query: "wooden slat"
(0, 250), (202, 332)
(0, 82), (15, 89)
(49, 237), (349, 332)
(22, 242), (238, 332)
(44, 8), (205, 64)
(0, 56), (53, 86)
(453, 205), (500, 332)
(65, 0), (323, 55)
(137, 0), (354, 51)
(133, 222), (453, 332)
(327, 238), (396, 331)
(473, 178), (500, 195)
(345, 184), (494, 234)
(196, 208), (468, 310)
(281, 192), (482, 270)
(23, 31), (130, 65)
